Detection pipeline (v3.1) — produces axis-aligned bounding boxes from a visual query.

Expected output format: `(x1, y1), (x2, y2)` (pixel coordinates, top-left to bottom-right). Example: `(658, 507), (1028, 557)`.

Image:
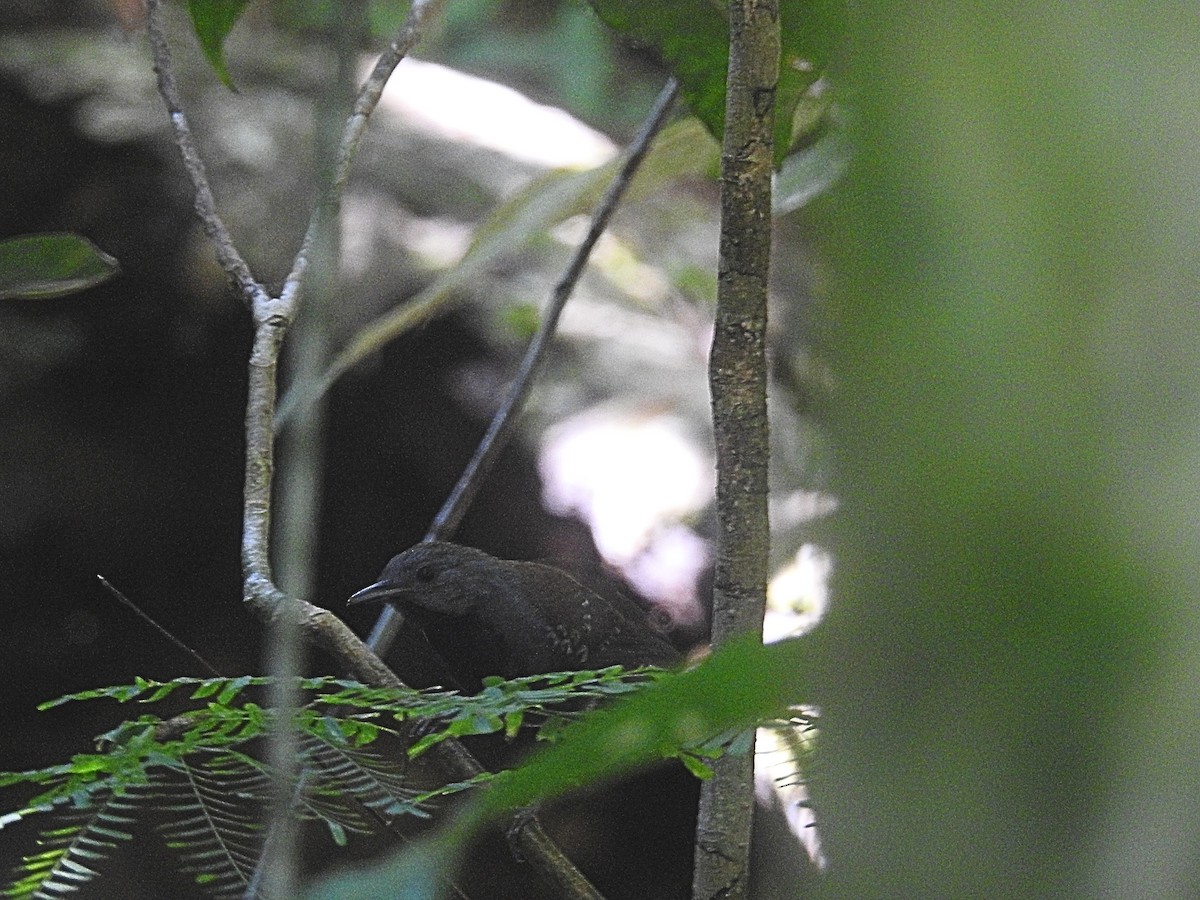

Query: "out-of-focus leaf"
(679, 753), (715, 780)
(307, 635), (811, 899)
(589, 0), (728, 142)
(275, 117), (719, 428)
(586, 0), (836, 166)
(0, 233), (118, 300)
(811, 3), (1200, 895)
(187, 0), (252, 89)
(773, 127), (850, 215)
(476, 634), (808, 816)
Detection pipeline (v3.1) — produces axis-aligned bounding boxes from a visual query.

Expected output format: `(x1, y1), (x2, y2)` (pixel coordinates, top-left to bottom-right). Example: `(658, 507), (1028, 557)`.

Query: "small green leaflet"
(187, 0), (253, 88)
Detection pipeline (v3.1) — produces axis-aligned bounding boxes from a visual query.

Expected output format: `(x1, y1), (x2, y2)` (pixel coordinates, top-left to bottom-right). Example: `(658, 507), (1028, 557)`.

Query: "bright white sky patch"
(373, 57), (617, 169)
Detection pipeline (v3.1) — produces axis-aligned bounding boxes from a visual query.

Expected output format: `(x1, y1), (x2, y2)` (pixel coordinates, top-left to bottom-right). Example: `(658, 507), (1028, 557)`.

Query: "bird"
(348, 541), (680, 690)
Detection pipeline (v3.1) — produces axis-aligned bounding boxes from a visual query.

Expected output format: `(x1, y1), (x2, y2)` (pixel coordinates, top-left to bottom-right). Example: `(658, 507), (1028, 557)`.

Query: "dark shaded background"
(0, 3), (728, 898)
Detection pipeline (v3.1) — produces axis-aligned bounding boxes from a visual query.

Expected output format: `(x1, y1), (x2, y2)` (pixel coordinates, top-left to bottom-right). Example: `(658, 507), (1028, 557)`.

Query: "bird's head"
(348, 541), (497, 617)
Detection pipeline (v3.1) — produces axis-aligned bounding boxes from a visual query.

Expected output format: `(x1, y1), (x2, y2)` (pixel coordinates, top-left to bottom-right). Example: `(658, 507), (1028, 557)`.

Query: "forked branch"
(143, 4), (675, 897)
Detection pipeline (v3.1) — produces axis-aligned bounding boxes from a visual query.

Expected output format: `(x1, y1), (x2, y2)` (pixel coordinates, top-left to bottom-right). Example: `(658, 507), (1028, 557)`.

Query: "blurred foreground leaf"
(587, 0), (835, 165)
(810, 3), (1200, 895)
(774, 126), (850, 215)
(305, 633), (811, 899)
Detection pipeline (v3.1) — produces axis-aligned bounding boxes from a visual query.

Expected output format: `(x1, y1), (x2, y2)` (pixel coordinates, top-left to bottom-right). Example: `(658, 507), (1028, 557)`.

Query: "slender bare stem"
(96, 575), (223, 677)
(281, 0), (450, 310)
(145, 4), (607, 898)
(145, 0), (265, 306)
(425, 78), (680, 543)
(366, 78), (681, 656)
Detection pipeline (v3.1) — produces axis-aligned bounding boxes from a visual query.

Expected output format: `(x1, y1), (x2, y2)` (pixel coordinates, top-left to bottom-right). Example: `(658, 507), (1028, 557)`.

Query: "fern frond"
(3, 669), (673, 897)
(3, 781), (143, 899)
(156, 755), (267, 899)
(298, 732), (423, 831)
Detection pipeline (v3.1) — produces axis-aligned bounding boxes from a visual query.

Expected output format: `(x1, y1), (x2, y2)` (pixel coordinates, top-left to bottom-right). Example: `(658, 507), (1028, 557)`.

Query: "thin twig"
(96, 575), (223, 677)
(280, 0), (451, 311)
(144, 0), (266, 307)
(365, 77), (681, 656)
(426, 77), (680, 543)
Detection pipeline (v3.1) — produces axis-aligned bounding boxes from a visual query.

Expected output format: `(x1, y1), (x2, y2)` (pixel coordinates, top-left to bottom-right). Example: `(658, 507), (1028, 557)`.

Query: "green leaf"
(503, 709), (524, 739)
(145, 683), (177, 703)
(186, 0), (252, 89)
(215, 675), (254, 706)
(190, 679), (222, 699)
(311, 637), (808, 899)
(679, 753), (715, 780)
(479, 634), (807, 816)
(588, 0), (728, 142)
(0, 233), (118, 301)
(326, 820), (348, 847)
(585, 0), (835, 166)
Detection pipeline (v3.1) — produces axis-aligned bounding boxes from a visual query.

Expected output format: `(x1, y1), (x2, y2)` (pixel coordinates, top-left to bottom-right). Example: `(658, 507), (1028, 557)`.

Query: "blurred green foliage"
(266, 0), (664, 132)
(312, 1), (1200, 896)
(586, 0), (834, 164)
(306, 634), (811, 900)
(810, 2), (1200, 895)
(107, 1), (1200, 896)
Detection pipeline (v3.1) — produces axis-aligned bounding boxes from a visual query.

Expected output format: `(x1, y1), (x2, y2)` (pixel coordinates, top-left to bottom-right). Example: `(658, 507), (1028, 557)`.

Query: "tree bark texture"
(694, 1), (779, 898)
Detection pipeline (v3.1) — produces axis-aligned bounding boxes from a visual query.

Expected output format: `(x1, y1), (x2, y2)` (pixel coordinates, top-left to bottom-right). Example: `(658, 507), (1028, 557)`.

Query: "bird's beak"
(347, 580), (405, 606)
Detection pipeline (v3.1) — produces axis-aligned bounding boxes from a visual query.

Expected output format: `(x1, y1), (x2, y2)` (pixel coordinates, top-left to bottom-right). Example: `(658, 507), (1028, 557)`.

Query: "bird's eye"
(415, 564), (436, 583)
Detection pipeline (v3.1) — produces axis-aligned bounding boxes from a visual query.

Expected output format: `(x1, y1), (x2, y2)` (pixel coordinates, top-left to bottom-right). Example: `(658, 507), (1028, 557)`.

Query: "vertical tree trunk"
(693, 1), (779, 898)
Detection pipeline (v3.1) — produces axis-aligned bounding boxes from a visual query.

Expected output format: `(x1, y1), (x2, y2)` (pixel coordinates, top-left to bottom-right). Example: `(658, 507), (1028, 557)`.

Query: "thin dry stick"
(366, 77), (680, 656)
(693, 0), (779, 897)
(96, 575), (223, 677)
(145, 4), (608, 898)
(282, 0), (451, 308)
(426, 77), (682, 543)
(145, 0), (265, 307)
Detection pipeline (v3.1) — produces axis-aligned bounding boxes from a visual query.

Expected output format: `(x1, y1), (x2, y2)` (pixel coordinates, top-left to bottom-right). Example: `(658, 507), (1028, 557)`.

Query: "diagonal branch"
(144, 5), (610, 898)
(366, 77), (681, 656)
(145, 0), (265, 307)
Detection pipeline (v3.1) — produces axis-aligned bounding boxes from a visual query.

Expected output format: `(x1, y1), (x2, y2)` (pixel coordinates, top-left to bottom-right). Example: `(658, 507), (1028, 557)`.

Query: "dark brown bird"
(348, 541), (679, 688)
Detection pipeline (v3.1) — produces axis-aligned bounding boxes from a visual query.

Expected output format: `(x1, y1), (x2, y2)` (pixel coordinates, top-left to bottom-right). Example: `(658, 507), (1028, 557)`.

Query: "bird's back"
(500, 560), (680, 673)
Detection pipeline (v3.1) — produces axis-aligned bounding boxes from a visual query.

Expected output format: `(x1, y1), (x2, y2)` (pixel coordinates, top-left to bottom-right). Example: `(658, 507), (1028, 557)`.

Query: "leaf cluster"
(184, 0), (840, 166)
(0, 668), (704, 898)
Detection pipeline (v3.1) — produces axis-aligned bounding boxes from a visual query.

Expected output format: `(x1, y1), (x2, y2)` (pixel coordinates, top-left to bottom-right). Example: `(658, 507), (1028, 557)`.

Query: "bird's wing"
(512, 562), (679, 670)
